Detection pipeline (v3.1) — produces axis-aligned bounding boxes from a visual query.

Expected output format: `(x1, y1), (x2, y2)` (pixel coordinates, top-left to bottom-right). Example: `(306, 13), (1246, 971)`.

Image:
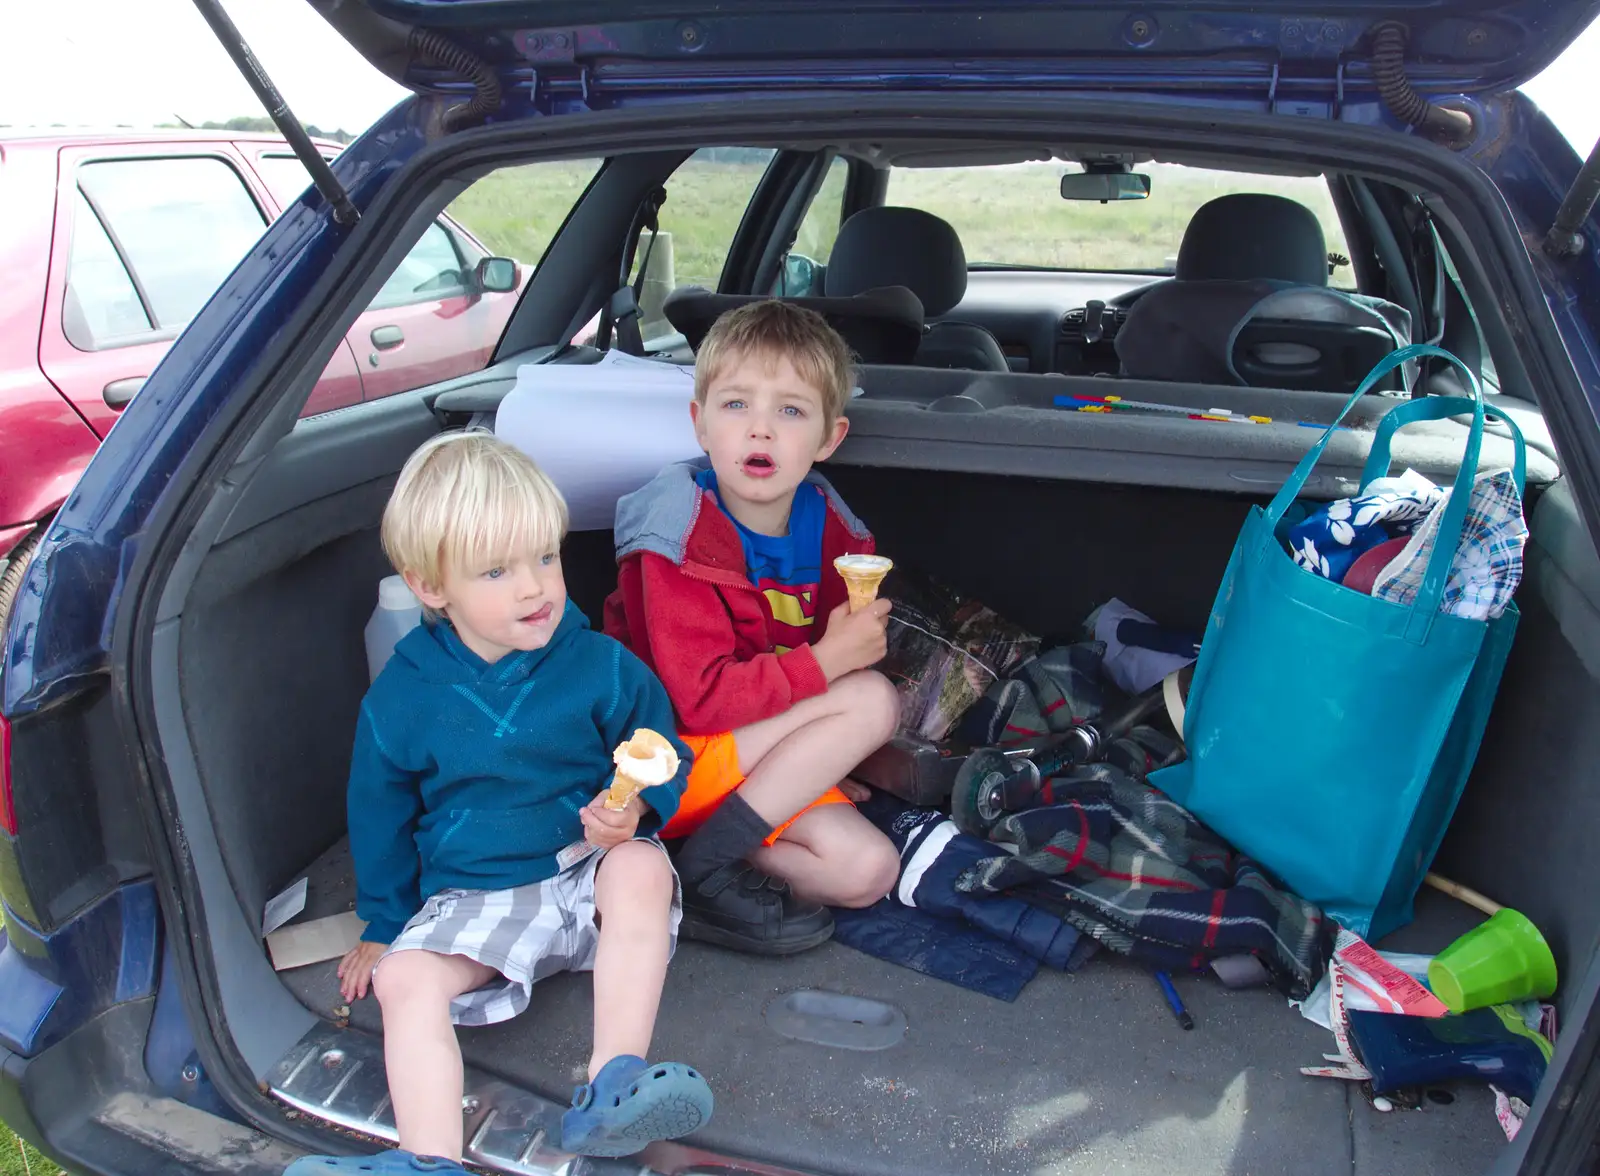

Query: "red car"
(0, 128), (522, 606)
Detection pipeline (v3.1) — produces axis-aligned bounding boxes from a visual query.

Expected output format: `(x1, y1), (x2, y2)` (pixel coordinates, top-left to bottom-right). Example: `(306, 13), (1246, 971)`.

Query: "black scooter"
(951, 666), (1192, 837)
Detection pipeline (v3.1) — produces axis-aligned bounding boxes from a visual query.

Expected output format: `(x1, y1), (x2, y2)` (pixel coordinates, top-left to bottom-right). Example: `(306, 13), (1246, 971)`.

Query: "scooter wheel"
(952, 749), (1014, 837)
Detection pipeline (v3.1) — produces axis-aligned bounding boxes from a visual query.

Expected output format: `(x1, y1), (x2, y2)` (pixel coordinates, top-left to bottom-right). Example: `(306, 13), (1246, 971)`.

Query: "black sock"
(674, 793), (774, 885)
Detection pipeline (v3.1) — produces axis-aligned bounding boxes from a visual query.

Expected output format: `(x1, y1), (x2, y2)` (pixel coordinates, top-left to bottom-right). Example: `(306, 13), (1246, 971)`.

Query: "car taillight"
(0, 714), (14, 835)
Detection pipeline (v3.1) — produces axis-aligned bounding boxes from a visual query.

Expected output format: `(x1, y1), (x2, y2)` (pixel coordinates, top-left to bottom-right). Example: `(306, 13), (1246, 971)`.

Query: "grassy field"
(0, 1123), (56, 1176)
(444, 154), (1350, 287)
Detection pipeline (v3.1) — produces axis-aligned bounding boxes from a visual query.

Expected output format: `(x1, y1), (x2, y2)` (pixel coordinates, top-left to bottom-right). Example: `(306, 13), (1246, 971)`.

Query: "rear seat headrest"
(662, 285), (926, 365)
(1176, 193), (1329, 287)
(824, 206), (968, 317)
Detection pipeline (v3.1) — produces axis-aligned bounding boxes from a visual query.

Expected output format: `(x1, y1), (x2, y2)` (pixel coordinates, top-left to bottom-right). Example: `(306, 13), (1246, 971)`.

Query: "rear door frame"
(70, 94), (1600, 1176)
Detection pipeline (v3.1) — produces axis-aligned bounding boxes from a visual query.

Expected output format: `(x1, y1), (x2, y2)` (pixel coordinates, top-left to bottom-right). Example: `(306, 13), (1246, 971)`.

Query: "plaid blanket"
(954, 765), (1334, 998)
(953, 642), (1109, 748)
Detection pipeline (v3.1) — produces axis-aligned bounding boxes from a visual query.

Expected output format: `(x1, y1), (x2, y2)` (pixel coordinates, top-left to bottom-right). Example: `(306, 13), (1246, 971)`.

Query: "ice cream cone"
(834, 555), (894, 612)
(607, 728), (678, 810)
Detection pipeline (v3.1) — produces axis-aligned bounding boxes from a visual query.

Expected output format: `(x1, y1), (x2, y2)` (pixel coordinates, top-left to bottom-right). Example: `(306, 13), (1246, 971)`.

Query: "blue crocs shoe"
(560, 1054), (714, 1158)
(285, 1150), (468, 1175)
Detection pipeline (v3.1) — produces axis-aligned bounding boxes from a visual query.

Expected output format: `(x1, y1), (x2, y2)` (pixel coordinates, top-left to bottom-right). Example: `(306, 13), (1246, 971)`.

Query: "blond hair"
(693, 300), (855, 427)
(382, 430), (568, 588)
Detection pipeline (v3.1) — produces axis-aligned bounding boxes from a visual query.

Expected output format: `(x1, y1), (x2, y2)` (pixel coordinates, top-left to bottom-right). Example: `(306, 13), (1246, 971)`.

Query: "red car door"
(348, 218), (512, 400)
(37, 140), (364, 434)
(247, 148), (520, 403)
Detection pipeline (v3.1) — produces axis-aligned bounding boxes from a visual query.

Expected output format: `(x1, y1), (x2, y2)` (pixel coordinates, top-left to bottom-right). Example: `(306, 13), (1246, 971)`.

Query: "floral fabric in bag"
(1287, 469), (1444, 583)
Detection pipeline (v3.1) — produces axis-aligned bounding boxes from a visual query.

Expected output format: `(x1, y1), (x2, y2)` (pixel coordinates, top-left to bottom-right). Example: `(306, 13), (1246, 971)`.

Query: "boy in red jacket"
(604, 300), (902, 954)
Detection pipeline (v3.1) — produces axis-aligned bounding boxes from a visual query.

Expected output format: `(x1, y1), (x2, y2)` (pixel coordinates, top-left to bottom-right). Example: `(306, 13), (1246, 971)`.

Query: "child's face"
(691, 350), (848, 527)
(406, 548), (567, 664)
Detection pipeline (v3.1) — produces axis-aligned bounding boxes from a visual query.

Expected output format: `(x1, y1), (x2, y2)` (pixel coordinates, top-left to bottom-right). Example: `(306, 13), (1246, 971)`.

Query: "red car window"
(73, 156), (267, 340)
(62, 190), (152, 349)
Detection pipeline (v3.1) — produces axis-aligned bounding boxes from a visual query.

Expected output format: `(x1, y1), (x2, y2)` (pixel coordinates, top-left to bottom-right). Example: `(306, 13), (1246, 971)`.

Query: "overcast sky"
(5, 0), (1598, 150)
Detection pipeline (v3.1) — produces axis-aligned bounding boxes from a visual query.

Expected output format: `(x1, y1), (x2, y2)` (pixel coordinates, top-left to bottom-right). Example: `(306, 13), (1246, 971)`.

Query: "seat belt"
(1402, 201), (1450, 394)
(602, 187), (667, 356)
(1409, 208), (1447, 347)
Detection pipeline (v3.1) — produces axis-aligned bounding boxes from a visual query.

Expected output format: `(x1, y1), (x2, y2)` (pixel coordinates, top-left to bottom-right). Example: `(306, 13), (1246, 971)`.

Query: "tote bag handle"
(1361, 397), (1526, 498)
(1260, 343), (1488, 644)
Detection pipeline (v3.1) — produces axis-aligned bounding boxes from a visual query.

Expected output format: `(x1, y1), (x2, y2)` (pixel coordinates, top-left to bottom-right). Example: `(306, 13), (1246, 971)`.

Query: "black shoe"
(678, 863), (834, 955)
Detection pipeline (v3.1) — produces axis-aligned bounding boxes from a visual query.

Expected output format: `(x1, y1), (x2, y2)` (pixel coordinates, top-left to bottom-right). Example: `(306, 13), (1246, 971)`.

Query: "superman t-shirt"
(696, 469), (825, 654)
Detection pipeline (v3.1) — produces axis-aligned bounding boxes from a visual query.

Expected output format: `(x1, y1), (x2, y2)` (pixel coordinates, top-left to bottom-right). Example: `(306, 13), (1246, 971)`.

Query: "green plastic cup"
(1428, 908), (1558, 1014)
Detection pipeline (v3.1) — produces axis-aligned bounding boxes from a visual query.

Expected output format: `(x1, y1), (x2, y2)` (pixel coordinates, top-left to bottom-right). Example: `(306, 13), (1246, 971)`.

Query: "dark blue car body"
(7, 2), (1600, 1171)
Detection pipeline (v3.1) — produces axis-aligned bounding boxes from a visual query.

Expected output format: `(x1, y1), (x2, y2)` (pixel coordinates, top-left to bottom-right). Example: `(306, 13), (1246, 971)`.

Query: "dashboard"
(937, 269), (1159, 376)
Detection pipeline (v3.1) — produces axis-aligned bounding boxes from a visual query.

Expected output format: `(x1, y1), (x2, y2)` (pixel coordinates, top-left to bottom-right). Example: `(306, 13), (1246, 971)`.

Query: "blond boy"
(300, 432), (710, 1172)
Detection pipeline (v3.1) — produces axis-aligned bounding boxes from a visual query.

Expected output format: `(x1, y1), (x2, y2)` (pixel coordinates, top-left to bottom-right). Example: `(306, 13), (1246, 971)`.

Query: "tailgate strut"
(1545, 135), (1600, 258)
(189, 0), (359, 226)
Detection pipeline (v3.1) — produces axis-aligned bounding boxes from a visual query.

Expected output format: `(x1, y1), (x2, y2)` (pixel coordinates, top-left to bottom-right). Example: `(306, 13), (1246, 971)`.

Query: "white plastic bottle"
(364, 575), (422, 683)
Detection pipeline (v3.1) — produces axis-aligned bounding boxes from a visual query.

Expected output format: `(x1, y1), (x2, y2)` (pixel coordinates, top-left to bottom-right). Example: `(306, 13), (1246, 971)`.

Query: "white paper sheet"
(496, 351), (701, 532)
(261, 876), (308, 937)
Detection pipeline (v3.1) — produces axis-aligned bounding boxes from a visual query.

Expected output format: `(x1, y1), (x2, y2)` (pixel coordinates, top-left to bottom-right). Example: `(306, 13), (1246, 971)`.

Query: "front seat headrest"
(1176, 193), (1329, 287)
(824, 206), (968, 317)
(662, 285), (925, 365)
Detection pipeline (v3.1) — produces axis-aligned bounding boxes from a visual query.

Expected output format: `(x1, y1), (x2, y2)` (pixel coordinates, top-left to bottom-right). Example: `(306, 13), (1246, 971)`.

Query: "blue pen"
(1155, 970), (1194, 1030)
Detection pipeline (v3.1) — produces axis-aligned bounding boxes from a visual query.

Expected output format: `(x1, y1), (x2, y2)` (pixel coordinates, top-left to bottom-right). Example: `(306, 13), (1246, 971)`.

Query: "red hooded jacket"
(603, 462), (875, 735)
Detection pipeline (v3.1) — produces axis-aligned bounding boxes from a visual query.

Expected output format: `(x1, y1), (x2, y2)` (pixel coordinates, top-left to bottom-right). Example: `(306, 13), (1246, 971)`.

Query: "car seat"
(1114, 193), (1412, 393)
(823, 206), (1011, 372)
(662, 284), (926, 366)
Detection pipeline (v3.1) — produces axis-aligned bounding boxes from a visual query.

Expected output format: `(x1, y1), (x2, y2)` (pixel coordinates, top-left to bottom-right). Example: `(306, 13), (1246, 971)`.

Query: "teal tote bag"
(1152, 344), (1526, 939)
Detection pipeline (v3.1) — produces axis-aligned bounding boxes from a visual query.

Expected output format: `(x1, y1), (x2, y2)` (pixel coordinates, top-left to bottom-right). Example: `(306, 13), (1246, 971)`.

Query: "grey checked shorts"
(380, 838), (681, 1027)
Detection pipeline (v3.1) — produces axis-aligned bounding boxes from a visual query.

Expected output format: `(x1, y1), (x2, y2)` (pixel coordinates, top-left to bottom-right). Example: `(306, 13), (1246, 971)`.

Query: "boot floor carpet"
(278, 837), (1508, 1176)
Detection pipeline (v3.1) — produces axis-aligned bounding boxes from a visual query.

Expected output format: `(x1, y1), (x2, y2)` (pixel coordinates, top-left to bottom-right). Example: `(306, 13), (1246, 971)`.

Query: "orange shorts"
(661, 731), (853, 845)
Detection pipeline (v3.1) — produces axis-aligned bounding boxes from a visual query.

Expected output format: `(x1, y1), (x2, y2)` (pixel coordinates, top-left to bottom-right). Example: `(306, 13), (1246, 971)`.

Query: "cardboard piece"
(267, 911), (367, 971)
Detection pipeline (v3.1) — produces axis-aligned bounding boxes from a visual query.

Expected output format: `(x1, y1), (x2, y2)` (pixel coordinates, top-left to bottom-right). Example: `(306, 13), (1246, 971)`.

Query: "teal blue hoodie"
(348, 606), (690, 943)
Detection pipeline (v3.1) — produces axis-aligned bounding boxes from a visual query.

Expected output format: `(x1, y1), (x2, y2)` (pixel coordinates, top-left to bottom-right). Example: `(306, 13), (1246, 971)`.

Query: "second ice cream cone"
(607, 728), (678, 810)
(834, 555), (894, 612)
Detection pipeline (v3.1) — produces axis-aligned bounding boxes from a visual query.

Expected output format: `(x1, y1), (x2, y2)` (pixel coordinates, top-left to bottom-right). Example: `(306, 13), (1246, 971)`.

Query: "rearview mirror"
(1060, 172), (1151, 202)
(475, 256), (520, 293)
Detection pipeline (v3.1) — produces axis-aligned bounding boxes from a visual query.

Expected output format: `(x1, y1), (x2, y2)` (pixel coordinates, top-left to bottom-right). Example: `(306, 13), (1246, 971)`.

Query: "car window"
(608, 147), (777, 345)
(257, 152), (496, 313)
(370, 222), (468, 309)
(74, 157), (268, 336)
(252, 152), (331, 209)
(779, 157), (849, 295)
(300, 156), (602, 406)
(653, 148), (777, 291)
(63, 191), (153, 349)
(444, 158), (604, 271)
(884, 162), (1352, 279)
